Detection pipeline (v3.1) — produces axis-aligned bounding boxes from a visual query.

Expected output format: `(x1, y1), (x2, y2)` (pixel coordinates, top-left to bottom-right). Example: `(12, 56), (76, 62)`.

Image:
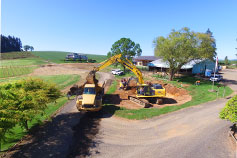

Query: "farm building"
(133, 56), (159, 66)
(148, 59), (216, 74)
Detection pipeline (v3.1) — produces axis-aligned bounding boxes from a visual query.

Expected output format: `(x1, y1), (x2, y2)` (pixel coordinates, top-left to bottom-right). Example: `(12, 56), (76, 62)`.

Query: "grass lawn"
(0, 74), (80, 90)
(31, 51), (107, 63)
(102, 76), (233, 120)
(0, 97), (68, 151)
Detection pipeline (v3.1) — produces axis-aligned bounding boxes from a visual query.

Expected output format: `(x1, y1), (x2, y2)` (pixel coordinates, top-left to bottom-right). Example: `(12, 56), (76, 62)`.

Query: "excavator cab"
(137, 85), (154, 97)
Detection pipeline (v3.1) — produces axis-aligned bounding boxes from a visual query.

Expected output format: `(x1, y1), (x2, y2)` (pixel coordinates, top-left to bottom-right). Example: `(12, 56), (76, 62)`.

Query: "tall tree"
(1, 35), (22, 52)
(107, 38), (142, 72)
(224, 56), (229, 65)
(153, 27), (216, 80)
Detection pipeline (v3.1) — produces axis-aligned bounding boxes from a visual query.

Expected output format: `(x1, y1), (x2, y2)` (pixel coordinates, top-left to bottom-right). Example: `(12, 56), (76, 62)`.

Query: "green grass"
(0, 58), (46, 66)
(103, 76), (233, 120)
(0, 52), (36, 60)
(0, 97), (68, 151)
(31, 51), (107, 63)
(0, 66), (38, 78)
(31, 51), (70, 63)
(106, 80), (118, 94)
(0, 74), (80, 90)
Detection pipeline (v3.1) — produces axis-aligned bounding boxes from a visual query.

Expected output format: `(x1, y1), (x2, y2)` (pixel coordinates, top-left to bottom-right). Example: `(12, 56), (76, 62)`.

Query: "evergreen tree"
(0, 35), (22, 53)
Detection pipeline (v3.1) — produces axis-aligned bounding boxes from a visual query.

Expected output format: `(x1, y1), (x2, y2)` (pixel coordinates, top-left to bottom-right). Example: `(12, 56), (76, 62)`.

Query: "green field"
(0, 74), (80, 90)
(31, 51), (107, 63)
(0, 66), (38, 78)
(0, 52), (36, 60)
(103, 76), (233, 120)
(0, 58), (46, 66)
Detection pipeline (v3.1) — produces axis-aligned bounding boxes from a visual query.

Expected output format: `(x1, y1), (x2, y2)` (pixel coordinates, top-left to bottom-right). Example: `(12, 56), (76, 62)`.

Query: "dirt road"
(69, 69), (237, 158)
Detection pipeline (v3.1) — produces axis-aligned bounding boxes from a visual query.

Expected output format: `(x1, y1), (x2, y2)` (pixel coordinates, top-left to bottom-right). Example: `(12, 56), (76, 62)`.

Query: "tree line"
(1, 35), (22, 53)
(1, 35), (34, 53)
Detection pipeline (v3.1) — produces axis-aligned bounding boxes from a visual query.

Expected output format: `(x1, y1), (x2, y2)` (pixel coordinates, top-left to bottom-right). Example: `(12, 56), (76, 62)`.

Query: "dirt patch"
(110, 79), (192, 109)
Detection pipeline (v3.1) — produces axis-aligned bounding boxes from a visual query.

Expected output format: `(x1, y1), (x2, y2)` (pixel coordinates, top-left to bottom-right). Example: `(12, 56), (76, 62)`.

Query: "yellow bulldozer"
(76, 54), (166, 111)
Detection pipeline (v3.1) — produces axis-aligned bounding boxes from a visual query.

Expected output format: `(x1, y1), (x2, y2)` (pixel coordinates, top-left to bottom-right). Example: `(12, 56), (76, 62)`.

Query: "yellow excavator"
(76, 54), (166, 111)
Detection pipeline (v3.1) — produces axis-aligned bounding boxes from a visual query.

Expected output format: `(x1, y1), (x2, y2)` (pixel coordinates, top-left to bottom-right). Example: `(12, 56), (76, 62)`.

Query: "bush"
(220, 95), (237, 123)
(0, 78), (61, 150)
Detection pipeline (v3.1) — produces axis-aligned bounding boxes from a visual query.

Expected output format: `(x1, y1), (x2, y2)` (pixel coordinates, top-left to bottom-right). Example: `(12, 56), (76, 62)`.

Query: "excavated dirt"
(112, 78), (192, 109)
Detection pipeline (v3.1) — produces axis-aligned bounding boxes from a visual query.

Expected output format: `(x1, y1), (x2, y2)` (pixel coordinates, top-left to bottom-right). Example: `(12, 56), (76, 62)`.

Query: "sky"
(1, 0), (237, 59)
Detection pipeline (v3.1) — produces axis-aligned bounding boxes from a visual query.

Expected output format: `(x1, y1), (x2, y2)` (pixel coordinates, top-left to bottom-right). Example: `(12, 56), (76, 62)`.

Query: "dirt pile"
(112, 79), (192, 109)
(164, 84), (188, 96)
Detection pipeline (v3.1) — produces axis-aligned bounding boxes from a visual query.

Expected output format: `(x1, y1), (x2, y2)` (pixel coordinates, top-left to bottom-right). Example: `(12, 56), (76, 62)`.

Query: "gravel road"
(71, 69), (237, 158)
(3, 69), (236, 158)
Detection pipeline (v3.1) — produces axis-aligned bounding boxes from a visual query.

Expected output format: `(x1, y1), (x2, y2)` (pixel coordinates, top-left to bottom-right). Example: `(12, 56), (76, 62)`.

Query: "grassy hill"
(31, 51), (107, 63)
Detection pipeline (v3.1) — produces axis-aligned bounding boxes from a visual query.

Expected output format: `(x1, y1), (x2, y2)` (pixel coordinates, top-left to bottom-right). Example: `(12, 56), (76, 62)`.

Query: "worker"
(195, 80), (200, 86)
(139, 87), (144, 95)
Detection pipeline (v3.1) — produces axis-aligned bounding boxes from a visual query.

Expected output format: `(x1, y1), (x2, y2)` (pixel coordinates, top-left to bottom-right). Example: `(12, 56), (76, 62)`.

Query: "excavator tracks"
(128, 96), (152, 108)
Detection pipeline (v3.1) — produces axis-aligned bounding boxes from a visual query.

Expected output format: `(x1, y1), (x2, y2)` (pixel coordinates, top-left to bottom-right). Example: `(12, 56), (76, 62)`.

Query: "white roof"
(148, 59), (202, 69)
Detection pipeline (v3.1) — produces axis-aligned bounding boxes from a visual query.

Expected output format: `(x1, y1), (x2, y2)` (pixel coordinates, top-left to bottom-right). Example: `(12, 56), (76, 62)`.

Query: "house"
(133, 56), (159, 66)
(148, 59), (216, 74)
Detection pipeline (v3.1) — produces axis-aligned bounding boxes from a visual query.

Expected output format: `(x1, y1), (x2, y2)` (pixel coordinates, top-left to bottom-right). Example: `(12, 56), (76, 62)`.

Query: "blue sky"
(2, 0), (237, 59)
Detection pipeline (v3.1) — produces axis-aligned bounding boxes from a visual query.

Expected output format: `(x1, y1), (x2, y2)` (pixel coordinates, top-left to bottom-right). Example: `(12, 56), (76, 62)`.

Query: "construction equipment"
(76, 54), (166, 111)
(93, 54), (166, 108)
(76, 71), (105, 112)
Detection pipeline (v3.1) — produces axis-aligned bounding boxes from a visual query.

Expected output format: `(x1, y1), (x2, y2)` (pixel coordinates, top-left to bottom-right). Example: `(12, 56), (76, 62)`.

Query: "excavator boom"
(92, 54), (144, 84)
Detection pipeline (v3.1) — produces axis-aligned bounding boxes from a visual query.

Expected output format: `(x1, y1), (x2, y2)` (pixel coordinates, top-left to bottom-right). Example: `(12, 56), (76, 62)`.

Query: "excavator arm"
(93, 54), (144, 84)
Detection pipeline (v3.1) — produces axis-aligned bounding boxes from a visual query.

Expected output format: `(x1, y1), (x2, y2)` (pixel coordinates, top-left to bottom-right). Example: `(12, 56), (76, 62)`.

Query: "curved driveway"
(74, 69), (237, 158)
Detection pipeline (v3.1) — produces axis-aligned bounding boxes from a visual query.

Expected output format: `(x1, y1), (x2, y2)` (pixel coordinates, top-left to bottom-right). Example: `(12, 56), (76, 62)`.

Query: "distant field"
(31, 51), (107, 63)
(0, 52), (36, 59)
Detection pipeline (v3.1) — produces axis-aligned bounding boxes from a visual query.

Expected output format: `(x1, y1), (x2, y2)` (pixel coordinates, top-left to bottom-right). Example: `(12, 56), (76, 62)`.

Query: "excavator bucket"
(86, 70), (98, 84)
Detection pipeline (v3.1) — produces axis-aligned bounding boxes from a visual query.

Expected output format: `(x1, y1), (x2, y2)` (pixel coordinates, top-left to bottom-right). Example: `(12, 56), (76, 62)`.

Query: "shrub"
(0, 78), (61, 150)
(220, 95), (237, 123)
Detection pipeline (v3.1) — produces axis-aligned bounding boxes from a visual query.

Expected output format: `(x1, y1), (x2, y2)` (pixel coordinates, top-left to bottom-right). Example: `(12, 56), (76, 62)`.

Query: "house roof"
(133, 56), (159, 62)
(148, 59), (205, 69)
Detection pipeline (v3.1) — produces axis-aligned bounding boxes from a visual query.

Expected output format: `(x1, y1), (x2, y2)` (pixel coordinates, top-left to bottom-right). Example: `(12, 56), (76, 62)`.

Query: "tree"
(220, 95), (237, 124)
(153, 27), (216, 80)
(224, 56), (229, 65)
(107, 38), (142, 72)
(29, 46), (34, 51)
(23, 45), (31, 51)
